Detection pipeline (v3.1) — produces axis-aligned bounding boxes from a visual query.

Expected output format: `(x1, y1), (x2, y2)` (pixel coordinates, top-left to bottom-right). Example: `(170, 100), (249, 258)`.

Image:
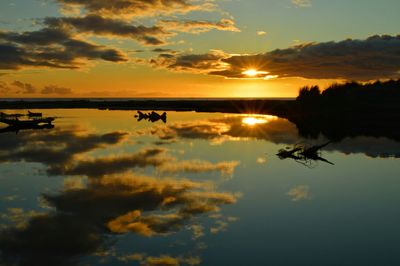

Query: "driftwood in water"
(277, 147), (302, 160)
(277, 141), (334, 167)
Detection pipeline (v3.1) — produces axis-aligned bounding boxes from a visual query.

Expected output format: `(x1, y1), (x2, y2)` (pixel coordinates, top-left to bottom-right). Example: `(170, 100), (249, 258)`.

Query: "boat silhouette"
(27, 111), (43, 118)
(0, 111), (56, 131)
(0, 112), (25, 119)
(0, 123), (55, 134)
(0, 117), (55, 127)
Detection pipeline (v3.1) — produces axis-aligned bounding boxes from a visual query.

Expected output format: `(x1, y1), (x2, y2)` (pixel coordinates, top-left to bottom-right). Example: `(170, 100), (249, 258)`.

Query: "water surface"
(0, 109), (399, 266)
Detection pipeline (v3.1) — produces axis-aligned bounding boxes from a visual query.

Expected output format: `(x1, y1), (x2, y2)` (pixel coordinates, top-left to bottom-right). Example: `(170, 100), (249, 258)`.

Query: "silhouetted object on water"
(299, 141), (332, 157)
(0, 123), (55, 134)
(0, 112), (55, 134)
(27, 110), (43, 118)
(0, 112), (25, 119)
(0, 116), (55, 127)
(277, 141), (334, 168)
(276, 147), (303, 161)
(134, 111), (167, 123)
(0, 111), (56, 134)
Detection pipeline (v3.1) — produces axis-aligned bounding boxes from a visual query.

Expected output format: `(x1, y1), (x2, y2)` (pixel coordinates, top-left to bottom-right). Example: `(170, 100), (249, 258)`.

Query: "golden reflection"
(242, 117), (267, 126)
(241, 115), (277, 127)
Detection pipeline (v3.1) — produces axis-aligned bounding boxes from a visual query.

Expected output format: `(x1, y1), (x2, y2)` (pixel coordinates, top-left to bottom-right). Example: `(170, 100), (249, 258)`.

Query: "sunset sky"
(0, 0), (399, 98)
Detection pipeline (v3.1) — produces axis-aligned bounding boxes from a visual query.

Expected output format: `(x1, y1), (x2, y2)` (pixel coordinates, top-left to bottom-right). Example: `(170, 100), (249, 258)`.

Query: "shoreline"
(2, 98), (400, 142)
(0, 99), (295, 115)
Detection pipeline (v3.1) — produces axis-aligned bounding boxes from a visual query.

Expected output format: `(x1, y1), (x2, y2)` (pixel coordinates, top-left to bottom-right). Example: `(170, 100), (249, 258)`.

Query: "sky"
(0, 0), (399, 98)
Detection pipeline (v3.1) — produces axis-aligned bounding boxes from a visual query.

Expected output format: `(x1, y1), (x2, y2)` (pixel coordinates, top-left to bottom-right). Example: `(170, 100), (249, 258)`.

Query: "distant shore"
(0, 99), (295, 116)
(3, 80), (400, 143)
(2, 97), (400, 142)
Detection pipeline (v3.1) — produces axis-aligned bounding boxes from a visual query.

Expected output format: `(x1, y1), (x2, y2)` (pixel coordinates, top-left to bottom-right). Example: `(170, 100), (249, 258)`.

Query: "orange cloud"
(147, 35), (400, 81)
(159, 19), (240, 34)
(55, 0), (215, 18)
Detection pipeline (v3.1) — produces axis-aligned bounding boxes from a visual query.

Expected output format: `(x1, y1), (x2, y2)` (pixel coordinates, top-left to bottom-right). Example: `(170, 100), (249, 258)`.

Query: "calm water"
(0, 109), (399, 266)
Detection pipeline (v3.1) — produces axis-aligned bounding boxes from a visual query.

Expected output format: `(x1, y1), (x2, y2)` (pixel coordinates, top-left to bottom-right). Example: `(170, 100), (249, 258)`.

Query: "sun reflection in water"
(241, 115), (278, 127)
(242, 117), (267, 126)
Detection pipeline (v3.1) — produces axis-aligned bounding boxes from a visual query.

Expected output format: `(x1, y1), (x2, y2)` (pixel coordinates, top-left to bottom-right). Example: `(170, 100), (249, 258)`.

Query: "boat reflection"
(134, 111), (167, 123)
(0, 123), (55, 134)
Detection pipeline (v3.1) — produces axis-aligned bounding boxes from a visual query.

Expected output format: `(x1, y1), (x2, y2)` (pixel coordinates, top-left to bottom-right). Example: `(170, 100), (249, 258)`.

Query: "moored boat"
(0, 117), (55, 127)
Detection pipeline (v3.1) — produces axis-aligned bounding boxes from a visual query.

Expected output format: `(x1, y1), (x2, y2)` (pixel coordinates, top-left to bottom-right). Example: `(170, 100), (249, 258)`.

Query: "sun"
(242, 69), (269, 77)
(242, 69), (259, 77)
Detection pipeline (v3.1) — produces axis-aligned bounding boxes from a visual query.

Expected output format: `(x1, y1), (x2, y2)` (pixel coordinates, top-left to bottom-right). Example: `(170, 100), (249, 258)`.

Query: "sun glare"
(243, 69), (258, 77)
(242, 69), (269, 78)
(242, 117), (267, 126)
(241, 115), (278, 127)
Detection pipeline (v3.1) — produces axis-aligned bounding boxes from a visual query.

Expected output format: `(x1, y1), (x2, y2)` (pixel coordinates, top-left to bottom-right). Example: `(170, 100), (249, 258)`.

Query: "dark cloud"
(0, 0), (239, 71)
(41, 85), (73, 95)
(40, 15), (239, 50)
(0, 126), (128, 169)
(0, 27), (127, 70)
(48, 146), (239, 178)
(0, 173), (238, 265)
(0, 126), (239, 178)
(46, 174), (237, 236)
(44, 15), (168, 46)
(2, 27), (70, 46)
(150, 50), (229, 73)
(151, 35), (400, 81)
(159, 18), (240, 34)
(12, 80), (36, 94)
(55, 0), (215, 18)
(49, 148), (170, 176)
(326, 136), (400, 158)
(0, 212), (104, 266)
(152, 48), (176, 53)
(212, 35), (400, 80)
(0, 81), (12, 93)
(0, 80), (73, 95)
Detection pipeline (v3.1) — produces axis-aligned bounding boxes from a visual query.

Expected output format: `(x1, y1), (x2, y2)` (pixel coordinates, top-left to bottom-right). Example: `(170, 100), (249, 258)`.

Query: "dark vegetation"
(296, 79), (400, 112)
(291, 79), (400, 141)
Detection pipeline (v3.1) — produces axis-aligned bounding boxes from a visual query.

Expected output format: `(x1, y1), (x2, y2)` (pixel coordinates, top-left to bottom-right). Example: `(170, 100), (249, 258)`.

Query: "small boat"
(0, 112), (25, 119)
(27, 111), (43, 117)
(0, 117), (55, 127)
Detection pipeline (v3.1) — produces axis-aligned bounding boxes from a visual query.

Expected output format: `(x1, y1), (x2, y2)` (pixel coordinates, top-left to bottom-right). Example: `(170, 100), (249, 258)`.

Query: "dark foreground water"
(0, 109), (399, 266)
